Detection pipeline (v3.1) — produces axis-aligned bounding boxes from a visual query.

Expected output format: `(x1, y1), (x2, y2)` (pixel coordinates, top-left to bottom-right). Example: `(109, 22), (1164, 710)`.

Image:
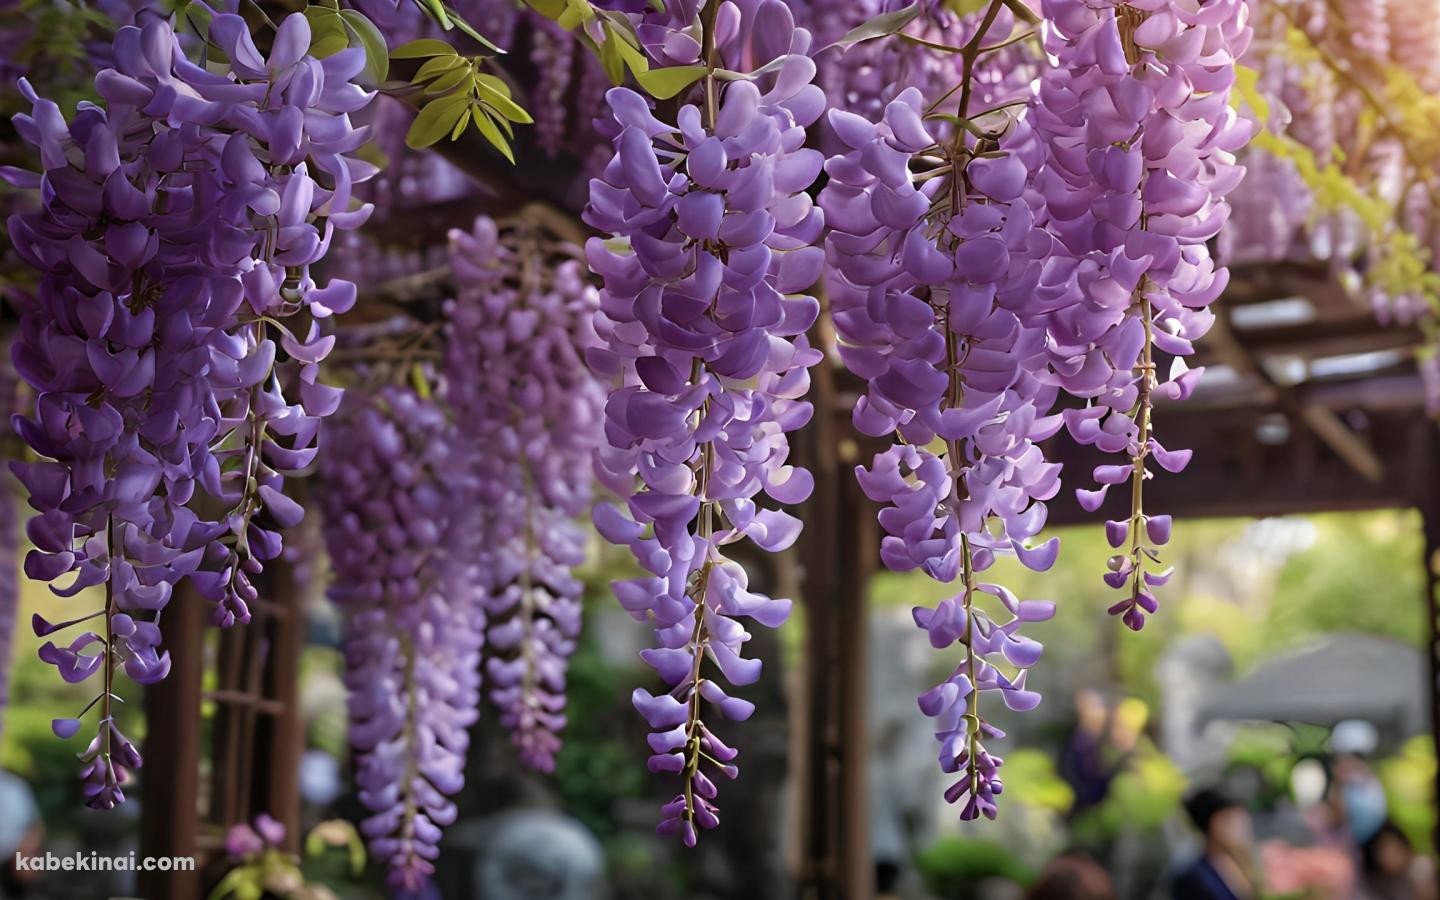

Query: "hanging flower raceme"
(1032, 0), (1252, 629)
(1, 12), (371, 807)
(583, 13), (825, 844)
(0, 359), (19, 747)
(320, 380), (481, 892)
(819, 6), (1061, 815)
(444, 215), (604, 773)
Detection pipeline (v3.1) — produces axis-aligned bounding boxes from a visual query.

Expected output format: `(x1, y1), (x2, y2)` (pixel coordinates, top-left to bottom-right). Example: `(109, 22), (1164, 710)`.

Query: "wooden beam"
(1206, 313), (1386, 483)
(1211, 315), (1423, 361)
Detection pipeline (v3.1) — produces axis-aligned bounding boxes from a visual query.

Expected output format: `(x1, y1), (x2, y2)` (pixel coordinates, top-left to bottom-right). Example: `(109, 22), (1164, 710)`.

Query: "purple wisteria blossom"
(1032, 0), (1251, 629)
(819, 2), (1061, 816)
(2, 12), (371, 806)
(444, 216), (604, 772)
(583, 4), (824, 845)
(321, 382), (480, 892)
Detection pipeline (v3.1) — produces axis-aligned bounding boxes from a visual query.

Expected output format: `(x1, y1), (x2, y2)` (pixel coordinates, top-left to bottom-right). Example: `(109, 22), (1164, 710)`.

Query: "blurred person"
(1027, 852), (1114, 900)
(0, 769), (42, 898)
(1330, 721), (1388, 846)
(1360, 822), (1437, 900)
(1059, 689), (1122, 816)
(1332, 753), (1387, 847)
(1172, 789), (1262, 900)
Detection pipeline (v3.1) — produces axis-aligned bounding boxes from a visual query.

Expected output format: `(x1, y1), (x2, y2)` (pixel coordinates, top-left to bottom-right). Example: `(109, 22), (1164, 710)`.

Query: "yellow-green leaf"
(445, 7), (506, 53)
(450, 105), (473, 140)
(597, 23), (625, 85)
(474, 79), (533, 123)
(425, 64), (472, 95)
(414, 54), (465, 82)
(411, 0), (452, 30)
(614, 34), (650, 78)
(305, 7), (349, 59)
(556, 0), (595, 30)
(526, 0), (567, 20)
(473, 107), (515, 162)
(472, 72), (512, 96)
(406, 93), (470, 148)
(340, 10), (389, 84)
(392, 38), (457, 59)
(635, 65), (706, 100)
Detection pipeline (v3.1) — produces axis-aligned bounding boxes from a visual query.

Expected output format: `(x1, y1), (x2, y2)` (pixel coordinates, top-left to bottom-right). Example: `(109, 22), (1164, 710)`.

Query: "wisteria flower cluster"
(320, 381), (480, 891)
(0, 358), (18, 746)
(1, 11), (372, 806)
(1032, 0), (1251, 629)
(583, 6), (825, 843)
(820, 42), (1062, 817)
(444, 215), (604, 773)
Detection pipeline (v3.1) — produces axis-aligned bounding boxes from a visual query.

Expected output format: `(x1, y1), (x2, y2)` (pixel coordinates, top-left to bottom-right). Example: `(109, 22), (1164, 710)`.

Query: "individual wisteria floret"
(582, 9), (825, 844)
(320, 382), (480, 892)
(2, 11), (372, 806)
(443, 215), (604, 772)
(819, 26), (1061, 818)
(1032, 0), (1252, 629)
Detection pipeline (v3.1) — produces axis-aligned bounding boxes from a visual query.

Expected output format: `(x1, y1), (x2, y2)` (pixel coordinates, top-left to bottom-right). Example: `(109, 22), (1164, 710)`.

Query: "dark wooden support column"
(795, 336), (875, 899)
(205, 558), (307, 855)
(139, 585), (206, 900)
(253, 557), (305, 853)
(1412, 420), (1440, 861)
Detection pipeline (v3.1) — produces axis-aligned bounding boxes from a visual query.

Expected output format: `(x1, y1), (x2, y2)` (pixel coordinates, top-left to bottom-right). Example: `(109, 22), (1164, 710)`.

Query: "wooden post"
(795, 338), (874, 899)
(139, 585), (205, 900)
(1413, 420), (1440, 861)
(253, 558), (305, 853)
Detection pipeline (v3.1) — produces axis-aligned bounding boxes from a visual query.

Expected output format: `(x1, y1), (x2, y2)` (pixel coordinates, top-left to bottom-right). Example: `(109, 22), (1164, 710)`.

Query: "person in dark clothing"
(1028, 852), (1115, 900)
(1360, 821), (1437, 900)
(1172, 789), (1262, 900)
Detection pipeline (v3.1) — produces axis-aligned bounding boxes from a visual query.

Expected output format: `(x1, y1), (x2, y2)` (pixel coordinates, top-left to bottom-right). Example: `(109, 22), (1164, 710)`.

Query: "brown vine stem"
(676, 0), (725, 831)
(942, 0), (1011, 798)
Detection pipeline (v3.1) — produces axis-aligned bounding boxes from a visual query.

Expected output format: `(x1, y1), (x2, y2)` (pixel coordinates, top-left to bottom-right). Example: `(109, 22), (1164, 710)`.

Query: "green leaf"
(613, 33), (650, 78)
(450, 105), (473, 140)
(597, 26), (625, 86)
(181, 1), (214, 43)
(635, 65), (707, 100)
(304, 7), (349, 59)
(712, 55), (789, 81)
(473, 106), (515, 162)
(828, 2), (921, 50)
(474, 78), (533, 123)
(944, 0), (989, 16)
(410, 362), (433, 398)
(414, 54), (465, 83)
(556, 0), (595, 30)
(425, 64), (473, 95)
(445, 6), (506, 53)
(526, 0), (567, 20)
(391, 38), (457, 59)
(406, 93), (470, 148)
(410, 0), (452, 30)
(341, 10), (389, 84)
